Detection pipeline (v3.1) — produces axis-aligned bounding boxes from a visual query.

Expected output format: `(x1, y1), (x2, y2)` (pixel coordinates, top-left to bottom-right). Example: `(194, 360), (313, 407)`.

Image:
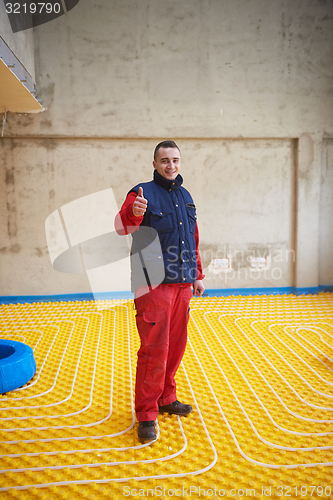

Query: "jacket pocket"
(149, 208), (174, 234)
(186, 205), (197, 234)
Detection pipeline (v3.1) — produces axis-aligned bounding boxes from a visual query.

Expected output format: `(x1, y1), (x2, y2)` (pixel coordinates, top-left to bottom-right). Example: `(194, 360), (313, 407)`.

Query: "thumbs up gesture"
(132, 186), (148, 217)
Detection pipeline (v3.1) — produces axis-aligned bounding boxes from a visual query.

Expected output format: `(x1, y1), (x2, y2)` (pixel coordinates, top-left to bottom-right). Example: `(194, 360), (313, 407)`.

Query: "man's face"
(153, 147), (181, 180)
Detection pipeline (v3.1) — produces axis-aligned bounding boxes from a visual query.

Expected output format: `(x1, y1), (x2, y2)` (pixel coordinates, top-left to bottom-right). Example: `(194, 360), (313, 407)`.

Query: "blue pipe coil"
(0, 339), (37, 394)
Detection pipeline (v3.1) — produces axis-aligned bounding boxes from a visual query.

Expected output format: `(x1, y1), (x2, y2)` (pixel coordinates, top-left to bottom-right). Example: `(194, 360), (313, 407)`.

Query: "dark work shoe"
(138, 420), (156, 442)
(158, 400), (193, 415)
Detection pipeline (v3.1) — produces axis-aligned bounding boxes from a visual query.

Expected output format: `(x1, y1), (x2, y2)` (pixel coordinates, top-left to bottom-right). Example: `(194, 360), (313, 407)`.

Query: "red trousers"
(134, 284), (192, 421)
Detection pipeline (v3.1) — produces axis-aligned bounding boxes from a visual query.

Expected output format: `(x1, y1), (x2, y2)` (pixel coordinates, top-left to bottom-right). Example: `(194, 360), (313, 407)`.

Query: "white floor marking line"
(198, 311), (333, 436)
(282, 324), (333, 363)
(269, 323), (333, 374)
(190, 308), (333, 468)
(0, 296), (332, 492)
(1, 311), (116, 417)
(0, 303), (219, 490)
(0, 362), (216, 491)
(0, 334), (27, 342)
(231, 317), (333, 413)
(249, 320), (333, 392)
(0, 309), (137, 440)
(30, 330), (44, 351)
(1, 317), (110, 396)
(0, 420), (186, 476)
(248, 320), (333, 400)
(0, 329), (44, 352)
(0, 305), (179, 458)
(193, 311), (333, 451)
(12, 327), (59, 392)
(0, 322), (76, 403)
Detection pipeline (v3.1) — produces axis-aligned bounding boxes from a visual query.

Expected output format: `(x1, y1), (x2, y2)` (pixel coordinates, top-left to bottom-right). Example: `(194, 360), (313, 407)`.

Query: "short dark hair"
(154, 140), (180, 161)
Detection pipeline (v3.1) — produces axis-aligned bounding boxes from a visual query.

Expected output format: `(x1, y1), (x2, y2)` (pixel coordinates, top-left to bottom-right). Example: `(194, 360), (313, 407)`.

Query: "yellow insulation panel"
(0, 293), (332, 499)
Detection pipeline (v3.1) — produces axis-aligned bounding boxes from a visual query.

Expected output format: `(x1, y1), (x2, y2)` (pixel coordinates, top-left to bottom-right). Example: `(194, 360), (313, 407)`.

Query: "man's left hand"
(193, 280), (205, 297)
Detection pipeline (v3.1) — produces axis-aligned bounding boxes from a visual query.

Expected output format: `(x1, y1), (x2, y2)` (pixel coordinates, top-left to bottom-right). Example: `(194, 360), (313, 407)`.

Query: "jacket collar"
(153, 169), (183, 191)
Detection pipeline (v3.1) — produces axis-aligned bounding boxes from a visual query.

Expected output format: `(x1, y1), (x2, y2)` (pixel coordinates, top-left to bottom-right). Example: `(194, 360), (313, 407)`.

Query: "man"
(115, 140), (205, 442)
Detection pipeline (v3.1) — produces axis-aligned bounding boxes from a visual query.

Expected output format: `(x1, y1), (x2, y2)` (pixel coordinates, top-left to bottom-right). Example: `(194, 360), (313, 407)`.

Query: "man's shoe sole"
(138, 435), (156, 443)
(158, 408), (192, 416)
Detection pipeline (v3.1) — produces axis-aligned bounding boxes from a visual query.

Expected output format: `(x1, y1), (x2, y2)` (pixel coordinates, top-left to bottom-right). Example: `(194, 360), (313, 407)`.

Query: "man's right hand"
(132, 186), (147, 217)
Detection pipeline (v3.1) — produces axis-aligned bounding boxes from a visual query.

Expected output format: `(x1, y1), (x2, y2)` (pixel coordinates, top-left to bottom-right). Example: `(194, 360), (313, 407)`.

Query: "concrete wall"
(0, 2), (35, 80)
(0, 0), (333, 296)
(0, 137), (295, 295)
(319, 140), (333, 286)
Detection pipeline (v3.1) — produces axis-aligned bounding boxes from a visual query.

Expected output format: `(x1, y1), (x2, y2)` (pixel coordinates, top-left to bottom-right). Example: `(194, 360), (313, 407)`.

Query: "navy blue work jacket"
(129, 170), (197, 291)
